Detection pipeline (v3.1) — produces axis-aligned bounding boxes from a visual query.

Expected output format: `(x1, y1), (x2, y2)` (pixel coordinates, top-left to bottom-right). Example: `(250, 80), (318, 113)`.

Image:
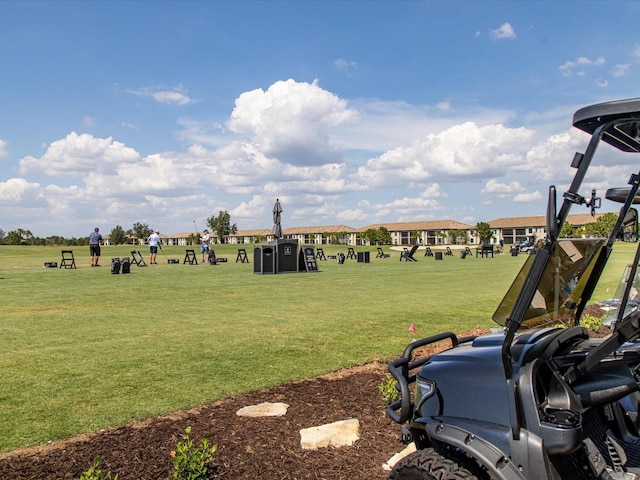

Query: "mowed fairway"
(0, 242), (634, 452)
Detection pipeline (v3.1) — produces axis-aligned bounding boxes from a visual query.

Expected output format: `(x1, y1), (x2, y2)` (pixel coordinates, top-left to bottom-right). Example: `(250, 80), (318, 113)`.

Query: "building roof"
(489, 213), (606, 228)
(361, 220), (475, 232)
(283, 225), (358, 235)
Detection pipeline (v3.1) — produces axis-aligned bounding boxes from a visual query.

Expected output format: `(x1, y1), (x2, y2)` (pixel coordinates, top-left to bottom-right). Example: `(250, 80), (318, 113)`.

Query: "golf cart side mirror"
(547, 186), (558, 240)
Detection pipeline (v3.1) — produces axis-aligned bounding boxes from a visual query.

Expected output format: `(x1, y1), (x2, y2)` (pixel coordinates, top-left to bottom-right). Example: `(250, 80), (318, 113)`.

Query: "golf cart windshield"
(493, 238), (606, 329)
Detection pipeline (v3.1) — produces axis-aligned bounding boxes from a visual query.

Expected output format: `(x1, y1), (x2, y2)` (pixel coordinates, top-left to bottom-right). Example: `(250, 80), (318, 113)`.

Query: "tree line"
(0, 211), (628, 246)
(0, 210), (238, 246)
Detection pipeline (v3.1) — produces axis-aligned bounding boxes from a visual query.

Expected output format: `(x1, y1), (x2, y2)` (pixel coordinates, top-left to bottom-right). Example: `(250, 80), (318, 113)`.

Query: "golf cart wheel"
(388, 447), (487, 480)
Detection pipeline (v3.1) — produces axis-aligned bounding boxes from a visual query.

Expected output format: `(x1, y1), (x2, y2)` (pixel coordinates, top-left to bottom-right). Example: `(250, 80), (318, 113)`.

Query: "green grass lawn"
(0, 242), (635, 452)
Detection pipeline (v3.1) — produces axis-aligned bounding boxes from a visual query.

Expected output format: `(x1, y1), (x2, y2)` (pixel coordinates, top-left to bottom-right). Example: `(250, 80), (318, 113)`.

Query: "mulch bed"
(0, 363), (405, 480)
(0, 323), (610, 479)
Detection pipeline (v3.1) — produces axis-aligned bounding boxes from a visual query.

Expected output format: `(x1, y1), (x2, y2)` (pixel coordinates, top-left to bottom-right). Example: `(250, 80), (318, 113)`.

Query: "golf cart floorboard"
(585, 408), (640, 473)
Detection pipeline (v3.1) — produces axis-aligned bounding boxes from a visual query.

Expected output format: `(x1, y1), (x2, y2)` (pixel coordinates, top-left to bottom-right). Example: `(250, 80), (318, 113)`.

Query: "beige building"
(105, 212), (613, 247)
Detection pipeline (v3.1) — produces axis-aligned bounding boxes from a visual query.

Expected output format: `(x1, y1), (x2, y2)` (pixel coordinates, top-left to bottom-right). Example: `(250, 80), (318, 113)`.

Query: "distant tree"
(559, 221), (576, 238)
(187, 233), (199, 245)
(132, 222), (152, 243)
(5, 228), (34, 245)
(583, 212), (618, 237)
(377, 226), (392, 245)
(362, 228), (379, 245)
(411, 230), (422, 245)
(45, 235), (66, 246)
(449, 229), (468, 245)
(476, 222), (493, 245)
(109, 225), (127, 245)
(206, 210), (237, 244)
(0, 229), (4, 243)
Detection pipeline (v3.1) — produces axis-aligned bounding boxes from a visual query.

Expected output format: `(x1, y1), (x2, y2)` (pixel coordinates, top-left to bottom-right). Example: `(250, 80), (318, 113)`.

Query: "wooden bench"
(476, 245), (494, 258)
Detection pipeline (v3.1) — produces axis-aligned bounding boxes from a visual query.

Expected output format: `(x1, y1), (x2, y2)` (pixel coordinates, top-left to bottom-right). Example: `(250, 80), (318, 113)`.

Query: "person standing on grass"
(89, 227), (102, 267)
(200, 229), (211, 263)
(148, 230), (161, 265)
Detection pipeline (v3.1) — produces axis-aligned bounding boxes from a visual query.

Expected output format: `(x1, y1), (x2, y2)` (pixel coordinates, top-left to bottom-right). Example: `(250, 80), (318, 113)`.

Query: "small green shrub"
(75, 458), (118, 480)
(378, 373), (400, 405)
(580, 313), (605, 332)
(170, 426), (218, 480)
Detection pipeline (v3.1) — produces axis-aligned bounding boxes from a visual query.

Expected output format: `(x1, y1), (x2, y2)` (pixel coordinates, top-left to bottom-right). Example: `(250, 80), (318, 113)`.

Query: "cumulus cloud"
(227, 79), (358, 165)
(0, 178), (43, 205)
(514, 191), (542, 203)
(374, 196), (446, 219)
(127, 84), (194, 105)
(482, 179), (525, 198)
(490, 22), (516, 40)
(612, 64), (630, 77)
(559, 56), (605, 76)
(19, 132), (141, 177)
(524, 129), (588, 181)
(356, 122), (535, 188)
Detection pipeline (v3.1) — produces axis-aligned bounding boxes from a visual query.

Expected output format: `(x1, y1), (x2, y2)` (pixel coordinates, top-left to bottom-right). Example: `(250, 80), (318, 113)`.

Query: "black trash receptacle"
(511, 247), (519, 256)
(357, 251), (370, 263)
(254, 246), (276, 274)
(435, 252), (443, 260)
(273, 239), (298, 273)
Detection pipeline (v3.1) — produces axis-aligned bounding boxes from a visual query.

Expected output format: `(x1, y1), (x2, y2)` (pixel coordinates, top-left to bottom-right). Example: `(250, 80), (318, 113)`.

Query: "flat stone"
(383, 442), (416, 471)
(236, 402), (289, 417)
(299, 418), (360, 450)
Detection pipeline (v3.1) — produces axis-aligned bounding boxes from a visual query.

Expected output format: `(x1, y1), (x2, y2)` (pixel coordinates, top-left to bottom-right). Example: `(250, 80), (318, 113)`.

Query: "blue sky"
(1, 1), (640, 237)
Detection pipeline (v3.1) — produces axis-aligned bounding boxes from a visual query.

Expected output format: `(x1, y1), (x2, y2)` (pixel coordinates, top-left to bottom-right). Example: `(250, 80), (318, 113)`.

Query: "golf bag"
(337, 253), (345, 264)
(110, 257), (121, 274)
(120, 257), (130, 274)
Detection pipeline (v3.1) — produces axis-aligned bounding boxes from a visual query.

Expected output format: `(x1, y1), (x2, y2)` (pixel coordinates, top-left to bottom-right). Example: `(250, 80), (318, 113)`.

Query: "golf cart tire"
(388, 447), (488, 480)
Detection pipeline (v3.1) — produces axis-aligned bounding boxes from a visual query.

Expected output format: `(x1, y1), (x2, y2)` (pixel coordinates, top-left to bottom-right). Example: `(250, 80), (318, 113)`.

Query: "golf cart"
(387, 98), (640, 480)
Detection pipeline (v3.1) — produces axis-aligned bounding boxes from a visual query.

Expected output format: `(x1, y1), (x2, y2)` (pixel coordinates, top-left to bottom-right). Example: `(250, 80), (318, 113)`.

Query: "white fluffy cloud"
(127, 84), (194, 105)
(227, 79), (358, 165)
(356, 122), (535, 188)
(19, 132), (140, 176)
(490, 22), (516, 40)
(0, 139), (7, 159)
(4, 79), (622, 236)
(559, 56), (605, 76)
(0, 178), (43, 204)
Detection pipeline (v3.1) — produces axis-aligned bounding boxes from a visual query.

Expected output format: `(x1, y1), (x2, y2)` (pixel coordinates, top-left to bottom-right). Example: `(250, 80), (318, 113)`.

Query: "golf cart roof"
(573, 98), (640, 152)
